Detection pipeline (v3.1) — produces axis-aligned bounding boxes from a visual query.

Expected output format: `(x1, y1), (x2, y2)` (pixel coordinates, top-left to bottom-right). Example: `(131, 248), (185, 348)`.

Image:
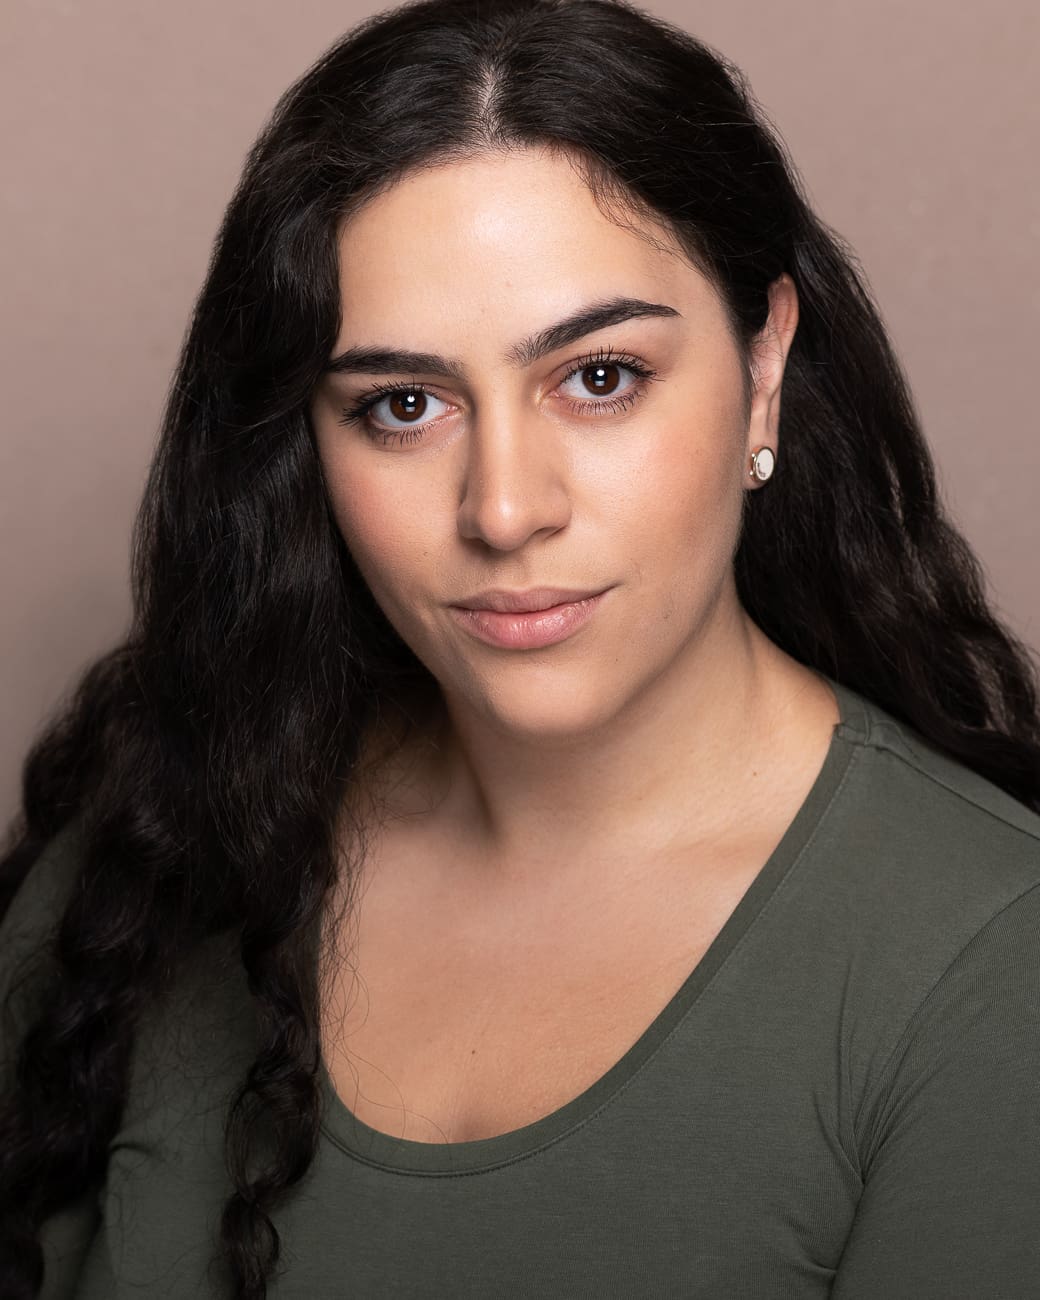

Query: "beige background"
(2, 0), (1038, 821)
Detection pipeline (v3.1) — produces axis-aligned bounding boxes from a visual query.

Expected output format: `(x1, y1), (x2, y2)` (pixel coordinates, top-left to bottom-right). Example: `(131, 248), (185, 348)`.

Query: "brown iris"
(581, 363), (623, 396)
(387, 391), (428, 422)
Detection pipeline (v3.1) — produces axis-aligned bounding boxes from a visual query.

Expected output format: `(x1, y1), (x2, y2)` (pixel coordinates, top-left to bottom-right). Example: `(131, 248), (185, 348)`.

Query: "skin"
(310, 143), (839, 907)
(309, 144), (842, 1141)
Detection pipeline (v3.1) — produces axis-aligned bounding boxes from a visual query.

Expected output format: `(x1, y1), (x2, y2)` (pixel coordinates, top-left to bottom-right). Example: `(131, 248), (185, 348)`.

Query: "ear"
(744, 272), (799, 486)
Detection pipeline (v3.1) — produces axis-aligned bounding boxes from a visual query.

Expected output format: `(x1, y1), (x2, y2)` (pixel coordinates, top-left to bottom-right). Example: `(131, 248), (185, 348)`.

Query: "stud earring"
(748, 446), (776, 482)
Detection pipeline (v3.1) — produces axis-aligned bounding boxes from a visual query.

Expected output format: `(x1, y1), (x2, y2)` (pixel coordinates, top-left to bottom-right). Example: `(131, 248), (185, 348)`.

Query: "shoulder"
(0, 820), (85, 1060)
(846, 681), (1040, 838)
(0, 818), (253, 1121)
(827, 678), (1040, 908)
(1, 818), (85, 953)
(797, 680), (1040, 1036)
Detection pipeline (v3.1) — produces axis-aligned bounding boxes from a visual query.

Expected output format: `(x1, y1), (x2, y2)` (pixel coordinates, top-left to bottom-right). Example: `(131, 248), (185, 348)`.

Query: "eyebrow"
(321, 295), (682, 379)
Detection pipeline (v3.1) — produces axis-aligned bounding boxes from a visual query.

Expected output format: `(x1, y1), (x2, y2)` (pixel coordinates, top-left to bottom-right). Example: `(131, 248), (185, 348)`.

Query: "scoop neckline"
(318, 672), (871, 1175)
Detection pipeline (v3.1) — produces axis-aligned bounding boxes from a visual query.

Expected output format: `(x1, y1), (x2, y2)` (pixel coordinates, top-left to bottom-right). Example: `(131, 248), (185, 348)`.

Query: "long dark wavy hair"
(2, 0), (1038, 1294)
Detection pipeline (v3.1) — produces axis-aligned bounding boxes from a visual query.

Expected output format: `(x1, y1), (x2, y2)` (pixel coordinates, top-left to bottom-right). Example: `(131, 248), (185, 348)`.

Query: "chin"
(467, 672), (620, 740)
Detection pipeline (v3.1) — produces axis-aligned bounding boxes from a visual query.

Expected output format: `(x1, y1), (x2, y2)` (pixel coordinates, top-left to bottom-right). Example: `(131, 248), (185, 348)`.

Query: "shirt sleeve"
(831, 877), (1040, 1299)
(0, 822), (102, 1298)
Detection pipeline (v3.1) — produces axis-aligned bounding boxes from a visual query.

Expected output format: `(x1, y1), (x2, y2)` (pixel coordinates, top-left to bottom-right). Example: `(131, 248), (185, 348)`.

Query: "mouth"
(448, 588), (611, 650)
(453, 586), (609, 614)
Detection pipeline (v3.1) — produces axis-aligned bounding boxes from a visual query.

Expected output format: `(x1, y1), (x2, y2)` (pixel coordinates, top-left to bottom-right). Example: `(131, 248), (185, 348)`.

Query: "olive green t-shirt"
(4, 676), (1040, 1298)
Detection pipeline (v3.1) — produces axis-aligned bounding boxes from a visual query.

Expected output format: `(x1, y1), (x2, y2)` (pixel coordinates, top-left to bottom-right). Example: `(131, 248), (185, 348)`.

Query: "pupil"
(588, 364), (618, 394)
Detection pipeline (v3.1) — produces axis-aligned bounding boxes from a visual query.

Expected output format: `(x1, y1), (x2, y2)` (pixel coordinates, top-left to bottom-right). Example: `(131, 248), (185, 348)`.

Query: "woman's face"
(310, 146), (795, 741)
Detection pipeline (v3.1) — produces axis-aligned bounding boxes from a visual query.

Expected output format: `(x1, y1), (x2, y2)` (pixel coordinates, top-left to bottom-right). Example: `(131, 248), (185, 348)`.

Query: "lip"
(454, 587), (607, 613)
(449, 588), (611, 650)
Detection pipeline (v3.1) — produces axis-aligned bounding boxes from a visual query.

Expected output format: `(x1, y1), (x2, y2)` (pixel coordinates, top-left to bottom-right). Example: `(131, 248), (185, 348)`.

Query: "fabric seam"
(853, 876), (1040, 1172)
(848, 727), (1040, 846)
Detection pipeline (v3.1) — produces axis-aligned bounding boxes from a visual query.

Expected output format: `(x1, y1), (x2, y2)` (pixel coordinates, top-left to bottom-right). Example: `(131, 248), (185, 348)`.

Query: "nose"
(455, 409), (572, 551)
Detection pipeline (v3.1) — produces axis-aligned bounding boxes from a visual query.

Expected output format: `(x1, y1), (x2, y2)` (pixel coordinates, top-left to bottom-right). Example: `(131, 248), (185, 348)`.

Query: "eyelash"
(336, 346), (659, 447)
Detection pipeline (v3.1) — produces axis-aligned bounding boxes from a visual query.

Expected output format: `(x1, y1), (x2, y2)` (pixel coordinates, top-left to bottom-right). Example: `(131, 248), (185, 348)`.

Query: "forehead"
(332, 147), (711, 338)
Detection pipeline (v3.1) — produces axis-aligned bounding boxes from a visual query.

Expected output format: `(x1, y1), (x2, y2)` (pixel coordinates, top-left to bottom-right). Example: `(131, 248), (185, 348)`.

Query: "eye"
(336, 346), (658, 446)
(336, 383), (452, 446)
(556, 347), (657, 416)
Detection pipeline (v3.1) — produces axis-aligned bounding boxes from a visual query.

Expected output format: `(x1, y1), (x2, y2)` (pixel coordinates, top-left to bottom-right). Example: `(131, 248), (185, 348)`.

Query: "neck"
(358, 587), (835, 895)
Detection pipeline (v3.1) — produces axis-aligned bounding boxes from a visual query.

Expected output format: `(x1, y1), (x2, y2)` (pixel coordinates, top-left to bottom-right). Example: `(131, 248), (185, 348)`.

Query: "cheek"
(619, 411), (745, 578)
(321, 456), (432, 601)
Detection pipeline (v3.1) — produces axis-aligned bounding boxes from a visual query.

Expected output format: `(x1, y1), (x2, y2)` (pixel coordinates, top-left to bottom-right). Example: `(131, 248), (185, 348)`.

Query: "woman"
(2, 0), (1039, 1295)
